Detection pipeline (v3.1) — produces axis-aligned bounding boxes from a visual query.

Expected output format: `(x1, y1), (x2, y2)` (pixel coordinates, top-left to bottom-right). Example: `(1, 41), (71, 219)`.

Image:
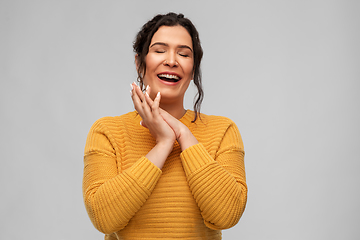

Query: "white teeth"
(158, 74), (180, 80)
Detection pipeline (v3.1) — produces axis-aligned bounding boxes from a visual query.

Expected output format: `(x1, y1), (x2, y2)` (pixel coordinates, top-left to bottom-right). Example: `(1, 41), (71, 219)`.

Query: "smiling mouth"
(157, 74), (181, 82)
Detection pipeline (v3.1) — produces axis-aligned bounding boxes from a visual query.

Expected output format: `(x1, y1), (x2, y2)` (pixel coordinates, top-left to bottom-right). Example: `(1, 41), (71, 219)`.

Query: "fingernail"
(146, 85), (149, 91)
(140, 120), (143, 126)
(130, 90), (133, 96)
(156, 92), (160, 98)
(130, 84), (133, 90)
(145, 92), (149, 97)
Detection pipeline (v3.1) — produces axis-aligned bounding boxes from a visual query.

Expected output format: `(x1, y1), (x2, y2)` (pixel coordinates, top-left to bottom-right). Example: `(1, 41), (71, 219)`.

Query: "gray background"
(1, 0), (359, 239)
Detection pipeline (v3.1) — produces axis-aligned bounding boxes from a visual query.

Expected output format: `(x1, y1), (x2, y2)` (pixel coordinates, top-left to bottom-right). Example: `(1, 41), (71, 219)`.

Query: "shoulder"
(85, 111), (140, 152)
(190, 112), (244, 150)
(89, 111), (139, 131)
(195, 112), (237, 128)
(189, 111), (240, 137)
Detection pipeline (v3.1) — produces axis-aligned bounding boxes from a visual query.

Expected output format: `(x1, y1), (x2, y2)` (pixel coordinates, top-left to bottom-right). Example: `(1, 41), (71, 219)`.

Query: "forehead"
(150, 25), (193, 49)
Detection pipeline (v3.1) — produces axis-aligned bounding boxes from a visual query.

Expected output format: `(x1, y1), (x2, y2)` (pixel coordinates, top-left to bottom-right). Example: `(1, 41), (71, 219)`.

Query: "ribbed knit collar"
(179, 109), (195, 126)
(133, 109), (195, 126)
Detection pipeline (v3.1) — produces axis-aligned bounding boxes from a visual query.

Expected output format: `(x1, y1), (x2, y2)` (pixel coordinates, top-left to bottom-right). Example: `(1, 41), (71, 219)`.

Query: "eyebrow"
(150, 42), (193, 52)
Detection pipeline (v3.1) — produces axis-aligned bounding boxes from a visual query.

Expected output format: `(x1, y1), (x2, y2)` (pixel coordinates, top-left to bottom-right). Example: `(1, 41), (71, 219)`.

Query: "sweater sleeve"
(82, 119), (162, 234)
(180, 121), (247, 230)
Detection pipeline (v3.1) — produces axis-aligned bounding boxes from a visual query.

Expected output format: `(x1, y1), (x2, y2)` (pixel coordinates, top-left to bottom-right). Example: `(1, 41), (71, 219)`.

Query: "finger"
(159, 108), (181, 132)
(159, 108), (172, 119)
(138, 85), (154, 120)
(133, 82), (145, 102)
(140, 120), (148, 128)
(130, 83), (140, 106)
(131, 82), (151, 122)
(151, 92), (161, 115)
(144, 86), (155, 107)
(131, 82), (149, 113)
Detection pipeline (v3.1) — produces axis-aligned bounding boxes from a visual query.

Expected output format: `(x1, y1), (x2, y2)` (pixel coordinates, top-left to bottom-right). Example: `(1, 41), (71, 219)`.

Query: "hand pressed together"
(130, 82), (198, 167)
(131, 82), (176, 147)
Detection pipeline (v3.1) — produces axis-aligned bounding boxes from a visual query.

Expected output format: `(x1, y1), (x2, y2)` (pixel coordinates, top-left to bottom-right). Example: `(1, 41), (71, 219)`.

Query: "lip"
(157, 71), (182, 85)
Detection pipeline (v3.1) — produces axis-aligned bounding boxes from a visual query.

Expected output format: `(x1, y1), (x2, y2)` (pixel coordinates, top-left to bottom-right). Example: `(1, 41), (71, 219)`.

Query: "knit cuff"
(180, 143), (214, 175)
(129, 156), (162, 191)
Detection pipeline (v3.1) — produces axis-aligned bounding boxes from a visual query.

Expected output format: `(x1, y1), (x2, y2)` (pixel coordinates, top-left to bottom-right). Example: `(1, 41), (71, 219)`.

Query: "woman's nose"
(163, 53), (178, 67)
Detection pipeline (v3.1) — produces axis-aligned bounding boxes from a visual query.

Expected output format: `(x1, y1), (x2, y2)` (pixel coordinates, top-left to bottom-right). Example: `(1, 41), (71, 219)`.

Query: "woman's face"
(142, 25), (194, 104)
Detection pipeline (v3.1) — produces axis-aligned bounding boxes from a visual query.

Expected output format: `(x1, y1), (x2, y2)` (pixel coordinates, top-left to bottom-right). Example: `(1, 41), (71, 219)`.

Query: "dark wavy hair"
(133, 12), (203, 122)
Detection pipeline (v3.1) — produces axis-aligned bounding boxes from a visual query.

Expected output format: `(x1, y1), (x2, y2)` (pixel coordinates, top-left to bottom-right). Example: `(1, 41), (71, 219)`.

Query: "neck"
(160, 101), (186, 120)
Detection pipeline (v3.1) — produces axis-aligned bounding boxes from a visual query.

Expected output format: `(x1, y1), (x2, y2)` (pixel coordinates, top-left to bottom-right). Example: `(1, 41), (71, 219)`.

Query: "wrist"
(177, 129), (198, 151)
(156, 139), (175, 152)
(146, 140), (174, 169)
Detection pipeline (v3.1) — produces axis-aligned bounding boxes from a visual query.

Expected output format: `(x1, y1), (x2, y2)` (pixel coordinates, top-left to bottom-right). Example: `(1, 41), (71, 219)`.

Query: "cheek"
(184, 62), (194, 77)
(144, 56), (153, 70)
(145, 55), (163, 74)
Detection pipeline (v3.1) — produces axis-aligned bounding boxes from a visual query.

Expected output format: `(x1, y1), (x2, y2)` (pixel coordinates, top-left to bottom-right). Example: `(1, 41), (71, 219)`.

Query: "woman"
(83, 13), (247, 240)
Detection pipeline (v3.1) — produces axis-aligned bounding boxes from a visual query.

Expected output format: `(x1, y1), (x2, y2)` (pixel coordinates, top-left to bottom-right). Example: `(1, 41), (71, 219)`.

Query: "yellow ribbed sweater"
(83, 110), (247, 240)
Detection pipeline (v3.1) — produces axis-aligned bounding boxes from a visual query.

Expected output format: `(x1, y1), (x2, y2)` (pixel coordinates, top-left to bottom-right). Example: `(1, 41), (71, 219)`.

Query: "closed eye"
(178, 53), (189, 57)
